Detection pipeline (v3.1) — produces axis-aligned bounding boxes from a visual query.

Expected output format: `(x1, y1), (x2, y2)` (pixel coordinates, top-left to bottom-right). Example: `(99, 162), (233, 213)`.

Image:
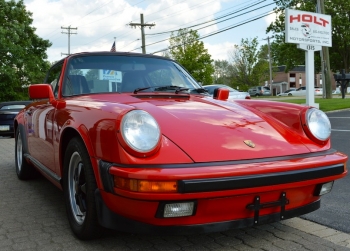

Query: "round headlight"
(121, 110), (161, 153)
(305, 108), (331, 141)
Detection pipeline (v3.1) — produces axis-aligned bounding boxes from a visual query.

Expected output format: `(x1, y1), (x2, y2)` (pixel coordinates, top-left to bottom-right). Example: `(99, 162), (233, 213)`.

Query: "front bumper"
(96, 149), (347, 233)
(95, 189), (320, 234)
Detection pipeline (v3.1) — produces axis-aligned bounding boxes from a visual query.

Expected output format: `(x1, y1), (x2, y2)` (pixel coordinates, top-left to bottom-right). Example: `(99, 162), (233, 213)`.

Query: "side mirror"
(29, 84), (66, 109)
(29, 84), (53, 100)
(213, 88), (229, 101)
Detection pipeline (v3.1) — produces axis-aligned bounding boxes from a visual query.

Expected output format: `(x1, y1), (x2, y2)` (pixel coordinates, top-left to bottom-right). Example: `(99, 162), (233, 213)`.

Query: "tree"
(213, 60), (233, 85)
(168, 29), (214, 85)
(0, 0), (51, 101)
(229, 37), (270, 90)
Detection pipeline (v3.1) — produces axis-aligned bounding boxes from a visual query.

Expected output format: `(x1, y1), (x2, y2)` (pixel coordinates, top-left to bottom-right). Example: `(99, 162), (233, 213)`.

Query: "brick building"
(268, 65), (337, 95)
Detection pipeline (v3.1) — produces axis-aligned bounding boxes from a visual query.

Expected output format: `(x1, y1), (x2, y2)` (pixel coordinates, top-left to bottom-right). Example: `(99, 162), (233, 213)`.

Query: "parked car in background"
(277, 88), (297, 96)
(0, 101), (31, 137)
(287, 86), (306, 96)
(203, 84), (250, 100)
(248, 86), (271, 97)
(14, 52), (347, 240)
(314, 87), (323, 95)
(287, 86), (323, 96)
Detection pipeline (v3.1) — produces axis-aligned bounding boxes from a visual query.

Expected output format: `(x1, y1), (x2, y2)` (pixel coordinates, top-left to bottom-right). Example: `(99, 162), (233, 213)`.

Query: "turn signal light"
(114, 176), (177, 193)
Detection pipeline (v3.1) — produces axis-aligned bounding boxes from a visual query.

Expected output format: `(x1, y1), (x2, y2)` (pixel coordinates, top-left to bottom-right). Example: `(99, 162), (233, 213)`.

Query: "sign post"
(285, 9), (332, 108)
(297, 44), (321, 107)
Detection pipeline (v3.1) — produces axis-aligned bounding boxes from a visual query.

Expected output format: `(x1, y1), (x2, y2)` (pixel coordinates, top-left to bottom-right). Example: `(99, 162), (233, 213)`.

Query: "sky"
(23, 0), (277, 63)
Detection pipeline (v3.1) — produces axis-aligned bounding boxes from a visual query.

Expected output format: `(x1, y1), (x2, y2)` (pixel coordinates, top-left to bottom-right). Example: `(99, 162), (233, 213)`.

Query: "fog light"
(163, 202), (195, 218)
(318, 181), (334, 196)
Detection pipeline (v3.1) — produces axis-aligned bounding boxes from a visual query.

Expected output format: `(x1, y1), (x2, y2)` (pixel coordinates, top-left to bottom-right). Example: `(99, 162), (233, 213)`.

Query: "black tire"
(63, 137), (101, 240)
(15, 129), (35, 180)
(288, 93), (292, 96)
(255, 94), (259, 97)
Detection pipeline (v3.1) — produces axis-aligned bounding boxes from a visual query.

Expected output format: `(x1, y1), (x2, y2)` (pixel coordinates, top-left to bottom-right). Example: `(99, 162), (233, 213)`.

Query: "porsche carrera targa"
(14, 52), (347, 239)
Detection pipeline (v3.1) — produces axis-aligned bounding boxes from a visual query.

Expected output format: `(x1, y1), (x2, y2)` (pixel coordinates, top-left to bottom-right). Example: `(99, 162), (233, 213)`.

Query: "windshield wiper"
(192, 88), (209, 94)
(133, 87), (152, 94)
(154, 86), (189, 94)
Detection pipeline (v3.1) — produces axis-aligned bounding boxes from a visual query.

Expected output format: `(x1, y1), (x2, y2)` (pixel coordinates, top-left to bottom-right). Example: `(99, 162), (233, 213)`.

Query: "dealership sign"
(100, 70), (122, 82)
(285, 9), (332, 47)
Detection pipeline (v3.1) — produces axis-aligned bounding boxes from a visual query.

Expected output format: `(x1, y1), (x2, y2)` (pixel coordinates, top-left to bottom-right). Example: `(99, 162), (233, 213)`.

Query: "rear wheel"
(288, 93), (292, 96)
(63, 137), (101, 240)
(15, 129), (35, 180)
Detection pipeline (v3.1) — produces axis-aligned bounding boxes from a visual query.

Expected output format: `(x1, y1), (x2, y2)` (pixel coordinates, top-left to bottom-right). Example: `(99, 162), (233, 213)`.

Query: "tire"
(15, 129), (35, 180)
(255, 94), (259, 97)
(63, 137), (101, 240)
(288, 93), (292, 96)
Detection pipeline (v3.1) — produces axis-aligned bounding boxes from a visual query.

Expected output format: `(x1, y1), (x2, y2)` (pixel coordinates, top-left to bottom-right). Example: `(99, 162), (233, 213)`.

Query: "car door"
(26, 62), (63, 173)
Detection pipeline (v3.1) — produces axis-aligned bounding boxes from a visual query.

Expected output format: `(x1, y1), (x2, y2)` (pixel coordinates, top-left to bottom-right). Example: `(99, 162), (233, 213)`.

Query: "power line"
(143, 3), (274, 49)
(147, 0), (268, 36)
(147, 11), (274, 55)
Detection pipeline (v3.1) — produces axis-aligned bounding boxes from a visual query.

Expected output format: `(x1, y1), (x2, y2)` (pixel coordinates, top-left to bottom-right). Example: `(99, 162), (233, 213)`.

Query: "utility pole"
(61, 26), (77, 56)
(263, 36), (274, 96)
(128, 14), (155, 54)
(317, 0), (332, 98)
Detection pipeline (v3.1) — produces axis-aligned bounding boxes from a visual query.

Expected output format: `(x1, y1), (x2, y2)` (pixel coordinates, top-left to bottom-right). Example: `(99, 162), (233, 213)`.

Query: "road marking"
(331, 129), (350, 132)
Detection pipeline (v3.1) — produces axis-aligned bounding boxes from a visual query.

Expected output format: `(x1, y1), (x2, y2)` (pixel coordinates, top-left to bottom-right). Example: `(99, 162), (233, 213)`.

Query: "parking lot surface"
(1, 137), (350, 251)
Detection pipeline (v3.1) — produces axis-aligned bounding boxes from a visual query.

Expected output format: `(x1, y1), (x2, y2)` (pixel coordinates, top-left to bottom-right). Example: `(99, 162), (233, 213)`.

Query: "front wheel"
(288, 93), (292, 96)
(15, 129), (36, 180)
(63, 137), (101, 240)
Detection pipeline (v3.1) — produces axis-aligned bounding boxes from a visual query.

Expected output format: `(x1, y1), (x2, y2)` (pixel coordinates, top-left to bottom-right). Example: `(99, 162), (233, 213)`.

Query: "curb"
(281, 217), (350, 248)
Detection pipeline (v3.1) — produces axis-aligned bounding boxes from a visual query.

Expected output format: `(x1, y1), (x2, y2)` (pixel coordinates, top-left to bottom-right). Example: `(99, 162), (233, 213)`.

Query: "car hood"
(83, 94), (310, 162)
(123, 96), (310, 162)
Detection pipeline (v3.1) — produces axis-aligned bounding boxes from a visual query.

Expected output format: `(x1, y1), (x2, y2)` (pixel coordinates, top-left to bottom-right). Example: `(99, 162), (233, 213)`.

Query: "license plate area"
(246, 192), (289, 224)
(0, 125), (10, 131)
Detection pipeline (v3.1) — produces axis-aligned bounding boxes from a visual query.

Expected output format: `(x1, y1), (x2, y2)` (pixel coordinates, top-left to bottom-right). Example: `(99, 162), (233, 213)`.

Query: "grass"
(267, 95), (350, 112)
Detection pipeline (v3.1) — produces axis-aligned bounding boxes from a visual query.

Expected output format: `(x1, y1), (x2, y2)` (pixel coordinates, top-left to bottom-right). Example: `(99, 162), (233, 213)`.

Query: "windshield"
(62, 55), (202, 96)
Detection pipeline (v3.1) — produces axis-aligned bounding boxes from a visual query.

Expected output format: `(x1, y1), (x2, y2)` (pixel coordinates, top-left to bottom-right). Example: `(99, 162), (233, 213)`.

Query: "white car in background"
(203, 84), (251, 100)
(287, 86), (323, 96)
(277, 88), (297, 96)
(314, 87), (323, 95)
(287, 87), (306, 96)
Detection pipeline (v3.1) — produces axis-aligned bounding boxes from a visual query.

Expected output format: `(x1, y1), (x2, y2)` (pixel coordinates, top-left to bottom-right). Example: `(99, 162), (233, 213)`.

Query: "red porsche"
(14, 52), (347, 239)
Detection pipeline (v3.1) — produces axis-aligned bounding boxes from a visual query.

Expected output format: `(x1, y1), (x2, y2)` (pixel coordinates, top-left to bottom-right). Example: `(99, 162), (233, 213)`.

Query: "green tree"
(168, 28), (214, 85)
(85, 69), (99, 82)
(213, 60), (233, 85)
(0, 0), (51, 101)
(229, 37), (270, 90)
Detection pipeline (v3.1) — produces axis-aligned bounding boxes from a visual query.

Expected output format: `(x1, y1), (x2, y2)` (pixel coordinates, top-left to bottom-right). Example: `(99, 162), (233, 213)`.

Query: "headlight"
(120, 110), (161, 154)
(305, 108), (331, 141)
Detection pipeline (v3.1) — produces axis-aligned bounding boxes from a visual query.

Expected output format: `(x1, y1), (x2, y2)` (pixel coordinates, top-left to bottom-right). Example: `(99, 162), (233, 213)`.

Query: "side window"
(46, 63), (63, 98)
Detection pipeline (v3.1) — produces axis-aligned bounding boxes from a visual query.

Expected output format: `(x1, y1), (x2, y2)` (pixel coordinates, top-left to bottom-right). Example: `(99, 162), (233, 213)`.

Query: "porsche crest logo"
(243, 140), (255, 148)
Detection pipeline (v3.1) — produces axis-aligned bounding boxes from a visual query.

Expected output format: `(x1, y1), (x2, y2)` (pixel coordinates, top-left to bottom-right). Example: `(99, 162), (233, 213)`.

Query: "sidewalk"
(281, 218), (350, 249)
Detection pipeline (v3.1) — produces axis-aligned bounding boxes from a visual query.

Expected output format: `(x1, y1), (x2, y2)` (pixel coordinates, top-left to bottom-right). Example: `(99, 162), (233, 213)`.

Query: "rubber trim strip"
(177, 164), (344, 193)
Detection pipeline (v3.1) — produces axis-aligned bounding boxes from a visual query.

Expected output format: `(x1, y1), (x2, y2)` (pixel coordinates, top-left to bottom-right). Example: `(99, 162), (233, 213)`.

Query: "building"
(268, 65), (337, 95)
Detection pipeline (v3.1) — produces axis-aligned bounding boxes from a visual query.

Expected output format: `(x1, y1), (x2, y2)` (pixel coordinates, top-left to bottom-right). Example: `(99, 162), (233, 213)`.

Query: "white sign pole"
(297, 44), (321, 108)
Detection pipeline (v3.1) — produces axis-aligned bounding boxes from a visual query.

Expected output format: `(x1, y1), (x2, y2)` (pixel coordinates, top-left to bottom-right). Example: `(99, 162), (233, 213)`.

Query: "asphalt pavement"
(1, 119), (350, 250)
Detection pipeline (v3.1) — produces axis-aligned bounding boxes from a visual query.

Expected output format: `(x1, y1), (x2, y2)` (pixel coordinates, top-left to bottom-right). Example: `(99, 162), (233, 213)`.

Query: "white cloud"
(23, 0), (275, 62)
(205, 41), (235, 61)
